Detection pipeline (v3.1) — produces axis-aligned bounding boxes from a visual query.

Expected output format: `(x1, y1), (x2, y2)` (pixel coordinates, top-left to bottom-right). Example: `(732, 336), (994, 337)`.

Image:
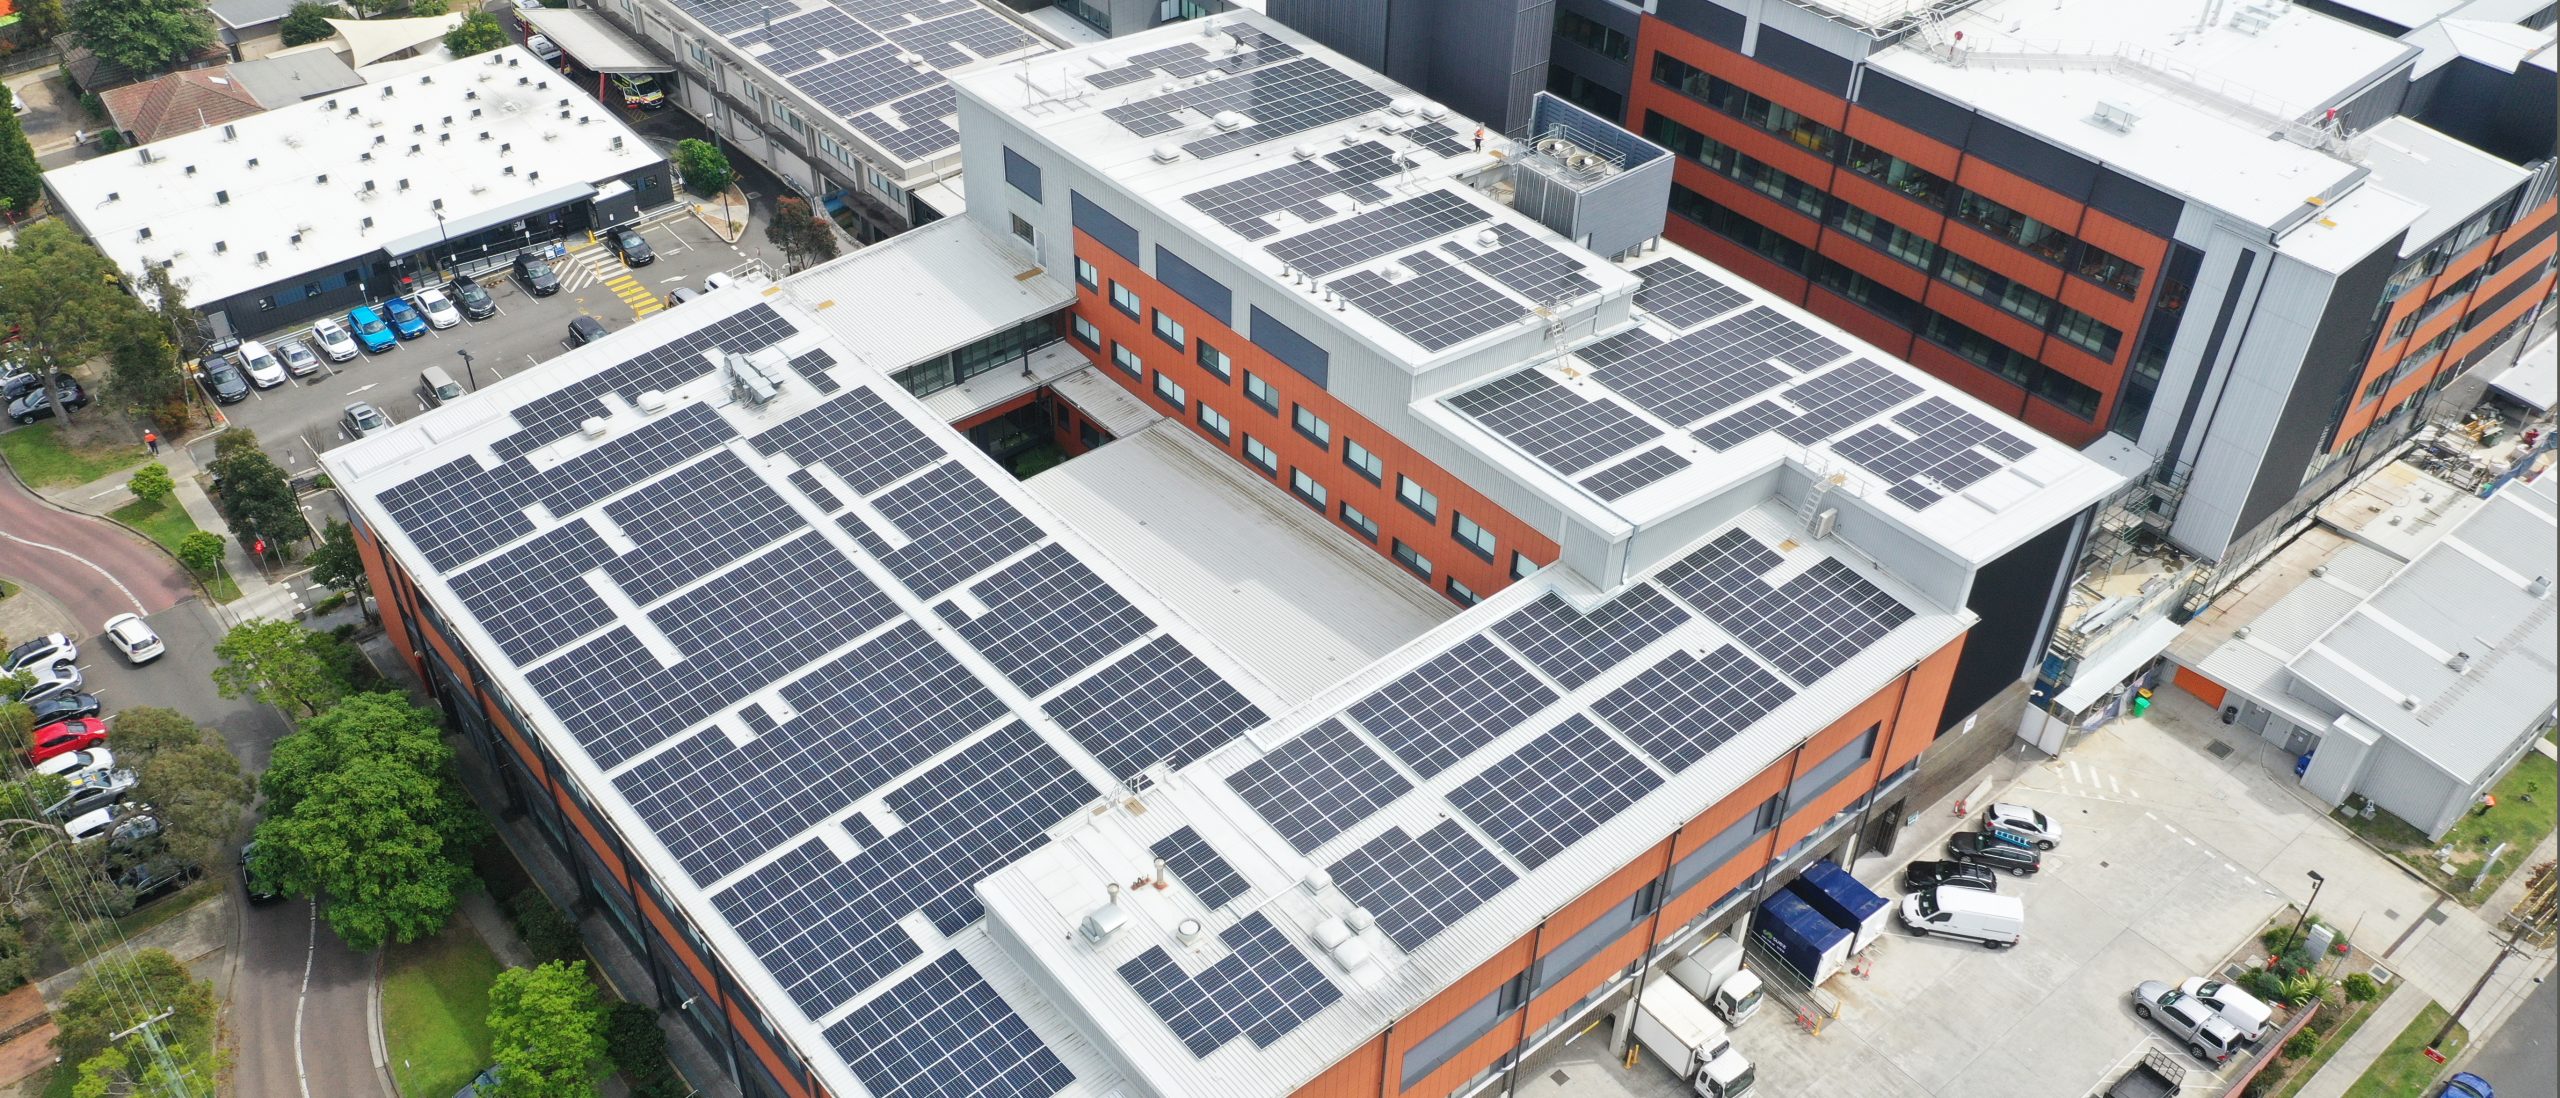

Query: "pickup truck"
(2097, 1049), (2187, 1098)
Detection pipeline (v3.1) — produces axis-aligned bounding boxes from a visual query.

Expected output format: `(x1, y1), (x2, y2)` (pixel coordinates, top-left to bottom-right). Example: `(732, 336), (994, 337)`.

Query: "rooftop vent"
(528, 171), (539, 183)
(2447, 651), (2472, 672)
(2530, 576), (2552, 597)
(1173, 918), (1204, 946)
(1387, 97), (1416, 115)
(290, 231), (302, 246)
(635, 390), (669, 413)
(361, 215), (373, 230)
(374, 134), (387, 145)
(2089, 100), (2141, 134)
(138, 148), (156, 163)
(503, 165), (515, 175)
(432, 197), (444, 210)
(315, 173), (329, 184)
(1150, 143), (1182, 163)
(213, 240), (226, 253)
(103, 192), (118, 203)
(1210, 110), (1247, 131)
(363, 179), (376, 191)
(517, 76), (530, 86)
(1420, 103), (1448, 121)
(2399, 694), (2421, 710)
(382, 85), (394, 98)
(420, 74), (432, 84)
(1300, 868), (1332, 896)
(1344, 907), (1376, 934)
(246, 157), (259, 168)
(579, 115), (591, 125)
(611, 136), (624, 151)
(499, 142), (511, 155)
(580, 416), (608, 439)
(479, 131), (492, 141)
(1078, 883), (1127, 944)
(440, 133), (451, 143)
(559, 108), (570, 119)
(346, 106), (360, 117)
(442, 115), (453, 125)
(1291, 142), (1318, 159)
(221, 124), (236, 140)
(183, 164), (196, 175)
(413, 122), (426, 133)
(1311, 917), (1351, 952)
(136, 226), (152, 240)
(397, 178), (410, 191)
(254, 250), (268, 265)
(215, 190), (229, 204)
(324, 98), (337, 110)
(359, 151), (373, 161)
(408, 143), (420, 154)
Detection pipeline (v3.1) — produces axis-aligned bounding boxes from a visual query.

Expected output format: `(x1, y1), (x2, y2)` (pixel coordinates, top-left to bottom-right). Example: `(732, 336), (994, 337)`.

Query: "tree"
(0, 223), (155, 428)
(127, 462), (173, 504)
(67, 0), (215, 80)
(18, 0), (66, 40)
(408, 0), (446, 14)
(51, 949), (222, 1094)
(105, 706), (207, 759)
(308, 519), (367, 595)
(208, 431), (302, 555)
(673, 139), (731, 197)
(278, 0), (335, 45)
(444, 9), (504, 55)
(487, 961), (606, 1098)
(765, 197), (841, 273)
(0, 94), (41, 218)
(0, 700), (32, 758)
(137, 739), (250, 869)
(255, 693), (485, 949)
(211, 618), (343, 717)
(175, 530), (224, 576)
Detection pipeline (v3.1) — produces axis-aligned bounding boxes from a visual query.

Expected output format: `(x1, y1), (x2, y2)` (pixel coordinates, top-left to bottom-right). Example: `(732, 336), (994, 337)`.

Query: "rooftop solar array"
(1118, 913), (1344, 1055)
(1225, 719), (1412, 853)
(1327, 820), (1518, 951)
(1657, 530), (1915, 684)
(1098, 38), (1391, 159)
(671, 0), (1047, 167)
(1151, 826), (1251, 908)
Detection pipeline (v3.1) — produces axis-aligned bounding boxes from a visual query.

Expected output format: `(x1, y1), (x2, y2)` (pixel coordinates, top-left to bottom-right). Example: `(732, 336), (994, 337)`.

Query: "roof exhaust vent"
(2447, 651), (2472, 672)
(1173, 918), (1204, 946)
(1300, 867), (1332, 896)
(1210, 110), (1248, 130)
(580, 416), (609, 439)
(1811, 507), (1839, 540)
(2399, 694), (2421, 710)
(255, 250), (268, 265)
(1310, 917), (1351, 952)
(1344, 907), (1376, 934)
(1420, 103), (1448, 121)
(1078, 883), (1128, 944)
(136, 226), (152, 240)
(635, 390), (669, 413)
(215, 190), (229, 204)
(1387, 97), (1417, 116)
(1150, 143), (1181, 163)
(2089, 100), (2141, 133)
(1290, 142), (1317, 160)
(2530, 576), (2551, 598)
(213, 240), (227, 253)
(221, 124), (237, 140)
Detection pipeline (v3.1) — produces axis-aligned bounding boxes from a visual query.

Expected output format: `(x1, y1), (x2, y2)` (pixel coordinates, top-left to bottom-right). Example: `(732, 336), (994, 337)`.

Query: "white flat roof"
(789, 214), (1075, 371)
(45, 46), (655, 306)
(2357, 116), (2530, 251)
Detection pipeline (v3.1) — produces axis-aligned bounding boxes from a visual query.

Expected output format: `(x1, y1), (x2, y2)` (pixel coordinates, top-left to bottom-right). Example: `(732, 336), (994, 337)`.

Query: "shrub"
(673, 139), (731, 196)
(2241, 969), (2289, 1004)
(2278, 971), (2330, 1006)
(2283, 1032), (2319, 1060)
(2261, 925), (2298, 953)
(127, 462), (172, 503)
(176, 529), (224, 575)
(2342, 972), (2380, 1002)
(510, 887), (583, 964)
(605, 1001), (683, 1097)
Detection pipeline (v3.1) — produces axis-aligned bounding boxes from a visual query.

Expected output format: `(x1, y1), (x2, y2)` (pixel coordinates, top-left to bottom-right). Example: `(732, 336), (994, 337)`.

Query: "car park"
(349, 306), (397, 353)
(46, 768), (137, 820)
(277, 337), (324, 378)
(567, 315), (609, 346)
(2131, 980), (2245, 1064)
(240, 842), (283, 904)
(1900, 859), (1998, 893)
(312, 318), (361, 362)
(238, 340), (289, 388)
(34, 747), (114, 781)
(2177, 977), (2272, 1043)
(450, 277), (496, 320)
(27, 693), (101, 726)
(609, 226), (655, 266)
(6, 633), (76, 672)
(28, 716), (107, 763)
(1985, 803), (2064, 849)
(115, 858), (203, 906)
(7, 378), (90, 424)
(515, 252), (561, 296)
(419, 367), (464, 408)
(341, 401), (391, 439)
(384, 297), (429, 340)
(1946, 832), (2041, 876)
(417, 287), (462, 329)
(101, 613), (165, 664)
(14, 662), (84, 705)
(198, 356), (250, 403)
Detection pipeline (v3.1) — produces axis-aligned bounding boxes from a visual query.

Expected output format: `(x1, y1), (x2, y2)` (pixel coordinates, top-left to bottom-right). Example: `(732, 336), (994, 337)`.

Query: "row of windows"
(2382, 194), (2523, 303)
(2363, 326), (2455, 403)
(1555, 9), (1633, 62)
(888, 318), (1061, 398)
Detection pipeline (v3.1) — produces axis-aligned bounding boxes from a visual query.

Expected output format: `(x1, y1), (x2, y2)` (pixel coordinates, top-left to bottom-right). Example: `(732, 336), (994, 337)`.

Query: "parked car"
(0, 369), (66, 402)
(33, 747), (114, 781)
(417, 287), (462, 329)
(240, 842), (284, 904)
(46, 768), (137, 821)
(115, 857), (203, 905)
(2177, 977), (2272, 1043)
(2439, 1072), (2494, 1098)
(514, 252), (561, 296)
(14, 662), (84, 705)
(419, 367), (464, 407)
(608, 226), (655, 266)
(1984, 803), (2064, 849)
(68, 802), (152, 845)
(101, 613), (165, 664)
(7, 378), (90, 424)
(5, 633), (76, 672)
(2131, 980), (2245, 1064)
(526, 32), (562, 65)
(567, 315), (608, 346)
(311, 317), (361, 362)
(609, 72), (666, 110)
(342, 401), (391, 439)
(449, 277), (496, 320)
(348, 306), (397, 353)
(277, 337), (324, 378)
(28, 716), (108, 763)
(1901, 859), (1998, 894)
(454, 1066), (500, 1098)
(237, 340), (288, 388)
(1946, 832), (2040, 876)
(26, 692), (101, 726)
(701, 272), (735, 292)
(664, 286), (701, 307)
(384, 296), (429, 340)
(198, 356), (250, 404)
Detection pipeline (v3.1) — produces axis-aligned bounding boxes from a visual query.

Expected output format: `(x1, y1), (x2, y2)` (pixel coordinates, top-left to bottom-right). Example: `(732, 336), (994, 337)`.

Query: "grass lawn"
(382, 922), (505, 1098)
(2339, 752), (2558, 903)
(2270, 982), (2396, 1098)
(105, 497), (244, 603)
(2342, 1001), (2465, 1098)
(0, 424), (147, 488)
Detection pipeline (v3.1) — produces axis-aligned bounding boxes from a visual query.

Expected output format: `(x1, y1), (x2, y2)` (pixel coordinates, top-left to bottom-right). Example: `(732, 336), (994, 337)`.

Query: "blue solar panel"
(940, 544), (1155, 696)
(1592, 646), (1794, 770)
(1152, 826), (1250, 907)
(1045, 635), (1266, 780)
(1349, 636), (1556, 777)
(1490, 587), (1691, 690)
(1655, 531), (1912, 684)
(1327, 821), (1516, 951)
(824, 951), (1076, 1098)
(1118, 913), (1342, 1055)
(1226, 720), (1412, 854)
(1448, 715), (1663, 868)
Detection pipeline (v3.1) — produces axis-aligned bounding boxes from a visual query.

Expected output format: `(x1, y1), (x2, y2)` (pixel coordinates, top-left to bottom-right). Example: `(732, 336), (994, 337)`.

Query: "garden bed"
(2227, 913), (2394, 1098)
(2335, 751), (2556, 904)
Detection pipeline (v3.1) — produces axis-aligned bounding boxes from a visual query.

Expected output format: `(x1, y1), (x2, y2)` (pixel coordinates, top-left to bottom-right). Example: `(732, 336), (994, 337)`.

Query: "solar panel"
(1693, 359), (1922, 451)
(845, 461), (1046, 598)
(1327, 250), (1519, 351)
(445, 522), (616, 664)
(1654, 531), (1913, 684)
(1447, 370), (1662, 474)
(527, 402), (740, 515)
(494, 304), (797, 462)
(1045, 635), (1267, 779)
(1592, 646), (1795, 770)
(1327, 821), (1516, 951)
(1407, 123), (1469, 158)
(1348, 635), (1557, 777)
(825, 951), (1076, 1098)
(376, 455), (530, 570)
(601, 450), (806, 604)
(1150, 826), (1250, 908)
(1182, 58), (1390, 158)
(751, 387), (943, 493)
(1445, 225), (1596, 305)
(1267, 191), (1482, 276)
(1447, 714), (1663, 868)
(1824, 396), (2037, 509)
(1226, 720), (1413, 853)
(1118, 913), (1342, 1055)
(1631, 259), (1752, 330)
(1586, 312), (1806, 428)
(1181, 142), (1401, 240)
(1579, 446), (1694, 501)
(1490, 586), (1691, 690)
(939, 543), (1155, 696)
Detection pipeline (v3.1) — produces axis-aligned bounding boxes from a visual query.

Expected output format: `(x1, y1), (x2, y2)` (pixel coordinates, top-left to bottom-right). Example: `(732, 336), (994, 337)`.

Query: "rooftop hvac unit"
(1079, 884), (1128, 944)
(2089, 101), (2141, 133)
(1420, 104), (1448, 121)
(1537, 137), (1569, 156)
(580, 416), (608, 439)
(1291, 143), (1318, 160)
(1150, 144), (1182, 163)
(728, 351), (783, 406)
(1388, 97), (1416, 115)
(1568, 153), (1600, 171)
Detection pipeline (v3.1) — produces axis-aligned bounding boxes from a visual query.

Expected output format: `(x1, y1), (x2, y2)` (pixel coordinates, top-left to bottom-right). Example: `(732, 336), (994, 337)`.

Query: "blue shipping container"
(1790, 859), (1890, 954)
(1755, 890), (1851, 986)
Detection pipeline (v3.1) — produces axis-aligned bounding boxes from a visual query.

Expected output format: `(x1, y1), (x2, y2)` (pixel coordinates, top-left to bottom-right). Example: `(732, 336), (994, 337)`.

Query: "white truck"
(1664, 937), (1765, 1025)
(1632, 983), (1757, 1098)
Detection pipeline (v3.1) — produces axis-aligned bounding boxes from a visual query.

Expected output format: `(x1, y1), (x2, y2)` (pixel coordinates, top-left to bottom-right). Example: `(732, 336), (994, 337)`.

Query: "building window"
(1198, 340), (1231, 379)
(1343, 438), (1384, 484)
(1109, 281), (1141, 318)
(1842, 139), (1950, 209)
(1071, 315), (1099, 347)
(1556, 9), (1632, 60)
(256, 296), (276, 310)
(1056, 0), (1109, 34)
(685, 39), (712, 69)
(1111, 341), (1141, 377)
(1951, 189), (2071, 263)
(1512, 552), (1540, 581)
(1340, 502), (1380, 542)
(1243, 435), (1278, 474)
(1651, 54), (1841, 157)
(1010, 214), (1035, 243)
(1152, 309), (1186, 350)
(1075, 257), (1098, 289)
(1446, 577), (1479, 606)
(1002, 146), (1043, 202)
(1391, 539), (1434, 579)
(1243, 371), (1278, 413)
(1289, 468), (1328, 511)
(1152, 371), (1187, 409)
(1397, 475), (1438, 520)
(1291, 404), (1331, 449)
(2073, 242), (2145, 296)
(1196, 403), (1231, 441)
(2051, 307), (2123, 360)
(1668, 185), (1810, 273)
(889, 317), (1061, 397)
(1452, 513), (1497, 560)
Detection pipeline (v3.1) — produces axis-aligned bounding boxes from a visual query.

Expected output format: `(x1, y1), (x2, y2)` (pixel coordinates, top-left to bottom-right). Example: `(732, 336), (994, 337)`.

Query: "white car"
(102, 613), (165, 664)
(34, 747), (114, 781)
(237, 340), (288, 388)
(4, 632), (76, 672)
(2179, 977), (2273, 1043)
(1984, 802), (2063, 849)
(416, 287), (462, 329)
(311, 318), (360, 362)
(68, 801), (153, 845)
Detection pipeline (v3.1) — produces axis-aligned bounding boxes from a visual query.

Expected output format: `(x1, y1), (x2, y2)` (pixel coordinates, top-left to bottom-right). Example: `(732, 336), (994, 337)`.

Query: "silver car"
(277, 337), (323, 378)
(2132, 980), (2244, 1064)
(341, 401), (390, 439)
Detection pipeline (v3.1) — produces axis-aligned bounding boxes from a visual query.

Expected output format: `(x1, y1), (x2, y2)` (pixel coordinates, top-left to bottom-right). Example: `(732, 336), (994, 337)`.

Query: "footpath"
(37, 432), (317, 626)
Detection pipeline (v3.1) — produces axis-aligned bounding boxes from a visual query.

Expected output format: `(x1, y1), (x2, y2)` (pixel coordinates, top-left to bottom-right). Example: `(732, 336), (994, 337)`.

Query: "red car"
(28, 718), (107, 764)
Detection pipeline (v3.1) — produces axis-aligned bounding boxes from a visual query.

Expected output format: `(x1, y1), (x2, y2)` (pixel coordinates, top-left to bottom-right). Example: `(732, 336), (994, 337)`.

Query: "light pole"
(2286, 870), (2326, 953)
(457, 348), (478, 391)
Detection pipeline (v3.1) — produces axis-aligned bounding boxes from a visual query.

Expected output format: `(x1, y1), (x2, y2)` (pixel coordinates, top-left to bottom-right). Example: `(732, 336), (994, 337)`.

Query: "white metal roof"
(515, 8), (672, 73)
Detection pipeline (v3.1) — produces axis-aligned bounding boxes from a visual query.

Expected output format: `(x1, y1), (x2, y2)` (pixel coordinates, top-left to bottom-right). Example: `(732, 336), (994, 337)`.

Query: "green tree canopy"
(307, 519), (367, 595)
(211, 618), (343, 717)
(766, 197), (841, 273)
(52, 949), (221, 1093)
(207, 431), (302, 553)
(277, 1), (335, 45)
(0, 92), (42, 216)
(444, 10), (505, 56)
(487, 961), (606, 1098)
(106, 707), (208, 759)
(0, 223), (155, 426)
(137, 738), (250, 869)
(255, 693), (484, 949)
(175, 530), (224, 576)
(673, 139), (731, 197)
(67, 0), (215, 81)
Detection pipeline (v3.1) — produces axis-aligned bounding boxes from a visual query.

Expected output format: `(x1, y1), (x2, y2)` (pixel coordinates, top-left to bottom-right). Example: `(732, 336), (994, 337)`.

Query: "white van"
(1899, 886), (2023, 948)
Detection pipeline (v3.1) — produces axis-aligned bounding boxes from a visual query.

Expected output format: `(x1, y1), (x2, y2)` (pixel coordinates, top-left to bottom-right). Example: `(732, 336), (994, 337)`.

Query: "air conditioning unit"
(1150, 144), (1182, 163)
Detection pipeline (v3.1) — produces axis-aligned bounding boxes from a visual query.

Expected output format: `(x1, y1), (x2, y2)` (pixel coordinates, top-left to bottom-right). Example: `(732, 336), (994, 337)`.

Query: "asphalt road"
(2461, 973), (2555, 1098)
(0, 468), (196, 617)
(233, 896), (384, 1098)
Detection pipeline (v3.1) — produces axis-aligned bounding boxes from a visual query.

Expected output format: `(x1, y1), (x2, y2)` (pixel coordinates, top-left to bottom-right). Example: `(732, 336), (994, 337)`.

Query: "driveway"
(0, 469), (196, 618)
